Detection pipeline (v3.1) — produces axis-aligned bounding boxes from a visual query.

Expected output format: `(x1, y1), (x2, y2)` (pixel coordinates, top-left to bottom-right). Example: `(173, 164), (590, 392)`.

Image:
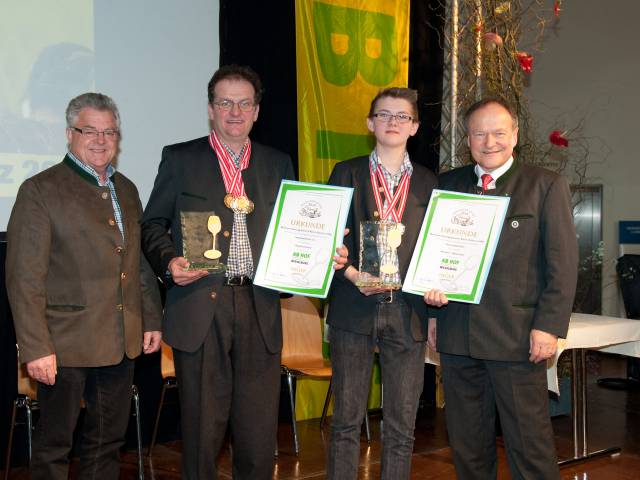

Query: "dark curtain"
(408, 0), (445, 174)
(220, 0), (445, 407)
(0, 234), (18, 469)
(219, 0), (299, 177)
(219, 0), (445, 177)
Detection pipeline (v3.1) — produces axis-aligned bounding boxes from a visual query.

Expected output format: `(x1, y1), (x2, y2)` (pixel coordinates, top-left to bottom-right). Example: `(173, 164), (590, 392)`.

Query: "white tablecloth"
(547, 313), (640, 394)
(425, 313), (640, 394)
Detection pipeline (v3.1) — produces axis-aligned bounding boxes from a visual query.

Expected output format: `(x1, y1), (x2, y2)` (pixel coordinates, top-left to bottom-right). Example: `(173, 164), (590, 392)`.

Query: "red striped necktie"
(481, 173), (493, 192)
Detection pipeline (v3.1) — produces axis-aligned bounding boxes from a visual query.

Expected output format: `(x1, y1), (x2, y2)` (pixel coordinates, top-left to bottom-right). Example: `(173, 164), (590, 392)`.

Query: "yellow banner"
(296, 0), (410, 183)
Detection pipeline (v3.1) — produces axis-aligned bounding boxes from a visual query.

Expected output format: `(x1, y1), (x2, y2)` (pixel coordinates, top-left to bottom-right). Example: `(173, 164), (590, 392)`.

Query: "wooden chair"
(3, 361), (37, 480)
(147, 341), (177, 457)
(4, 355), (145, 479)
(280, 296), (369, 456)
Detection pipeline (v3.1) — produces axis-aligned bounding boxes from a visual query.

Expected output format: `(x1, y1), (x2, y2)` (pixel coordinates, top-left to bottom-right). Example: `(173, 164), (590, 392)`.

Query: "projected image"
(0, 43), (94, 155)
(0, 1), (94, 229)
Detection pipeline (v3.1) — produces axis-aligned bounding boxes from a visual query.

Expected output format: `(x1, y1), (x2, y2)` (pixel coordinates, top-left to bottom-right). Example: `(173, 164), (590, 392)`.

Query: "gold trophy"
(180, 211), (226, 272)
(203, 216), (222, 260)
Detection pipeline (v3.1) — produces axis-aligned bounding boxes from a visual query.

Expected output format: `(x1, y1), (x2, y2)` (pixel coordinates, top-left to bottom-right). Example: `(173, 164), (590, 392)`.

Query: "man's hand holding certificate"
(402, 189), (509, 304)
(254, 180), (353, 298)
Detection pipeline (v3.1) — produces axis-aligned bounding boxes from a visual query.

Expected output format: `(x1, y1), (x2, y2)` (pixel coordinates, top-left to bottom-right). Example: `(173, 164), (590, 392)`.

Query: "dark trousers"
(327, 297), (426, 480)
(440, 353), (560, 480)
(31, 357), (134, 480)
(173, 284), (280, 480)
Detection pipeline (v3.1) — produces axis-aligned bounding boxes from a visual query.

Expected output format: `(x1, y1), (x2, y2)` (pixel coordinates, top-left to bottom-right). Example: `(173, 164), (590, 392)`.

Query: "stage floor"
(4, 352), (640, 479)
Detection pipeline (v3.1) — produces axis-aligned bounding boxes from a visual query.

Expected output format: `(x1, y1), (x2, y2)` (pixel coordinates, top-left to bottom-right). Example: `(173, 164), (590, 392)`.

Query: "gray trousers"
(327, 297), (426, 480)
(173, 284), (280, 480)
(31, 357), (134, 480)
(441, 353), (560, 480)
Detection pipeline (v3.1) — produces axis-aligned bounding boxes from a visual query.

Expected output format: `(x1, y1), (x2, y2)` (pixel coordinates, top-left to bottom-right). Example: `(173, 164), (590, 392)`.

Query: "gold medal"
(224, 194), (254, 214)
(236, 195), (255, 214)
(224, 193), (235, 209)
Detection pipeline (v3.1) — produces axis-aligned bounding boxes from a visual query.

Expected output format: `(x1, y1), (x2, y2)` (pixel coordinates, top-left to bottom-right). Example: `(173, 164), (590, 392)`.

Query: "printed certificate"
(253, 180), (353, 298)
(402, 189), (510, 303)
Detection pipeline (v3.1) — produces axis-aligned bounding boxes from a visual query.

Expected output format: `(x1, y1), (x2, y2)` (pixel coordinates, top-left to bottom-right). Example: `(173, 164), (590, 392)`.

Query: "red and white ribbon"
(369, 163), (411, 222)
(208, 130), (251, 197)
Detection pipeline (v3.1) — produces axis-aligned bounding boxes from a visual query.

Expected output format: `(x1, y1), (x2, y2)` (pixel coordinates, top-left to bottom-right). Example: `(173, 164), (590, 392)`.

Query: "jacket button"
(116, 304), (123, 311)
(101, 192), (109, 200)
(121, 272), (127, 280)
(109, 219), (116, 226)
(115, 246), (124, 254)
(210, 291), (217, 300)
(223, 230), (230, 237)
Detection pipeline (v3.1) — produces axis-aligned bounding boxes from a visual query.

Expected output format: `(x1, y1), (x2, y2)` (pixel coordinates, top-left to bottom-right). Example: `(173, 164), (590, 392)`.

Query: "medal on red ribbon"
(209, 131), (255, 214)
(369, 162), (410, 222)
(368, 157), (410, 278)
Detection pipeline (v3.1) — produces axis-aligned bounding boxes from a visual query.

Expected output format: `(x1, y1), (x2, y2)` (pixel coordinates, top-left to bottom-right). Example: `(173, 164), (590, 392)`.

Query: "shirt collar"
(220, 139), (249, 166)
(370, 149), (413, 178)
(67, 151), (116, 186)
(474, 156), (513, 184)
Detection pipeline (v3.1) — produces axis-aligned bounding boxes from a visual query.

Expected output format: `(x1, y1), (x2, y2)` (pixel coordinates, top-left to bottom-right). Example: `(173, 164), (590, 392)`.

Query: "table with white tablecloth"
(547, 313), (640, 393)
(426, 312), (640, 464)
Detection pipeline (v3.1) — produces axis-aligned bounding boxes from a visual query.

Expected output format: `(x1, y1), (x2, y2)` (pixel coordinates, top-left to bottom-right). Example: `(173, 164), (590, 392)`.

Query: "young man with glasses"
(141, 65), (294, 479)
(326, 88), (437, 479)
(6, 92), (162, 479)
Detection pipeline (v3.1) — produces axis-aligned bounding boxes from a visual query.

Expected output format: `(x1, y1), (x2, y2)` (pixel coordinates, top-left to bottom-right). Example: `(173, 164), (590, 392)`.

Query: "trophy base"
(187, 262), (226, 273)
(354, 280), (401, 290)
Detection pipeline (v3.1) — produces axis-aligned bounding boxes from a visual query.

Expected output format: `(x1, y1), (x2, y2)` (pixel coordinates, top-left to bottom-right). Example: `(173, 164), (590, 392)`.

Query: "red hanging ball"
(549, 130), (569, 147)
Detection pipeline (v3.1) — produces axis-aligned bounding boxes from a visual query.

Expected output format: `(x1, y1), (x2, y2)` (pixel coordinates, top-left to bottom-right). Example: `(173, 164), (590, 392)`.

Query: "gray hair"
(65, 92), (120, 128)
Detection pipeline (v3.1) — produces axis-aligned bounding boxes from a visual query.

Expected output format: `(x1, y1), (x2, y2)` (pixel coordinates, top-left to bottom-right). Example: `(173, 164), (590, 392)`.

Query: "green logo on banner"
(314, 2), (398, 86)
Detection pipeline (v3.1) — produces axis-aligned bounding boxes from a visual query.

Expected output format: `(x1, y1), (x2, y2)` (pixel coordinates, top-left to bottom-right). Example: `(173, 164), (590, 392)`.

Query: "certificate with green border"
(402, 189), (510, 304)
(253, 180), (353, 298)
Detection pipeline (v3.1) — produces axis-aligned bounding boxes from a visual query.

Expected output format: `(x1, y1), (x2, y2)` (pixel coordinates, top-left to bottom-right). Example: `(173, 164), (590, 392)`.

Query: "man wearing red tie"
(424, 98), (578, 479)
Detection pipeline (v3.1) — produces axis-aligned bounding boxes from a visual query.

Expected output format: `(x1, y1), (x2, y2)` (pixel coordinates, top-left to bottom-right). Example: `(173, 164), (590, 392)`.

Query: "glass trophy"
(180, 211), (226, 272)
(356, 220), (405, 289)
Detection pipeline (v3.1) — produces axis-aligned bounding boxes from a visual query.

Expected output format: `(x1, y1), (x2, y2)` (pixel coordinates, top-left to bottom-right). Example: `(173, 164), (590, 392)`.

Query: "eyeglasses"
(70, 127), (119, 140)
(372, 112), (413, 124)
(213, 99), (256, 112)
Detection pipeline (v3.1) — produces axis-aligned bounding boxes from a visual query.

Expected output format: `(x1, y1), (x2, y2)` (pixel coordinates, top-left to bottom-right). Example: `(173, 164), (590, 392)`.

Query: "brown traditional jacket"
(7, 156), (162, 366)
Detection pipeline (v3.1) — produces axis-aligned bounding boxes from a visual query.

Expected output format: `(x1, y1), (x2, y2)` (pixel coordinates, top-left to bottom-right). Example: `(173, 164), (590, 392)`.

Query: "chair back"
(17, 362), (37, 399)
(281, 295), (324, 363)
(160, 341), (175, 379)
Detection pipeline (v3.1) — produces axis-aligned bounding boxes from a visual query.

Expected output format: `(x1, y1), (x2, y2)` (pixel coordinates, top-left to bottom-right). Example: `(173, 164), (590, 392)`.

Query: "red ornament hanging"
(483, 32), (504, 50)
(516, 52), (534, 74)
(549, 130), (569, 147)
(554, 0), (562, 17)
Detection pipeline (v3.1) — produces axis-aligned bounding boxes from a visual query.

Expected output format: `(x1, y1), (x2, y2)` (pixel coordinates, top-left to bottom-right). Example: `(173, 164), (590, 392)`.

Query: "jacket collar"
(470, 158), (521, 187)
(63, 154), (117, 187)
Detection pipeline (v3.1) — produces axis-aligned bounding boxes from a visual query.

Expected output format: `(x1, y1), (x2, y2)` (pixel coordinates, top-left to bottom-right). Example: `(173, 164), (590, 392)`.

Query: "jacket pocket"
(46, 304), (86, 312)
(180, 191), (208, 201)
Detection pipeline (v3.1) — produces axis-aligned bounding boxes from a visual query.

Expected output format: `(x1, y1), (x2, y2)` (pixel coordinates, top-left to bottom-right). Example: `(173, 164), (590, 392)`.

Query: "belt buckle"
(227, 276), (250, 286)
(379, 291), (394, 304)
